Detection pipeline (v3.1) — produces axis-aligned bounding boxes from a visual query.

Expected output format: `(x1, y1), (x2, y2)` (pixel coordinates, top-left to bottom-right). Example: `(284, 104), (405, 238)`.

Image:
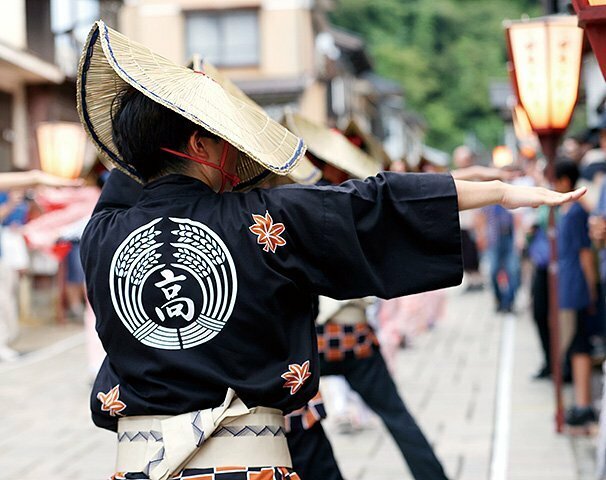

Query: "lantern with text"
(505, 16), (583, 177)
(572, 0), (606, 80)
(36, 122), (87, 179)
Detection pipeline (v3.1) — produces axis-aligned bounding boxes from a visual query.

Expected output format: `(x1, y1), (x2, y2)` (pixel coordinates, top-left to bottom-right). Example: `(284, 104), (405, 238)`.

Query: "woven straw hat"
(284, 112), (381, 180)
(287, 156), (323, 185)
(193, 56), (322, 186)
(77, 21), (305, 189)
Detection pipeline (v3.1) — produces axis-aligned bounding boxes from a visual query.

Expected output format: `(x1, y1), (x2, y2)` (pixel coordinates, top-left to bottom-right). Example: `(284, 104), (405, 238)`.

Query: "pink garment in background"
(22, 186), (99, 251)
(378, 290), (447, 373)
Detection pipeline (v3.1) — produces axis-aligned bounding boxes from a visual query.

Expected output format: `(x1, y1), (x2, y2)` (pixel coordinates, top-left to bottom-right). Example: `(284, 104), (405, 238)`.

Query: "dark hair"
(111, 87), (219, 181)
(555, 160), (580, 188)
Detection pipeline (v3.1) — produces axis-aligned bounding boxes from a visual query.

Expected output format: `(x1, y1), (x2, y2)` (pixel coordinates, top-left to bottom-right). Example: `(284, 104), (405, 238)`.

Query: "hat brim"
(288, 156), (323, 185)
(284, 112), (381, 180)
(198, 58), (321, 186)
(77, 21), (306, 188)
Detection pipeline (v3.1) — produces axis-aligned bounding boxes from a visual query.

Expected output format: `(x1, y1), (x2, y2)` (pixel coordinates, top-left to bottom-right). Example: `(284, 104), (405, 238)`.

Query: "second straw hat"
(196, 59), (322, 186)
(77, 20), (306, 189)
(284, 112), (381, 180)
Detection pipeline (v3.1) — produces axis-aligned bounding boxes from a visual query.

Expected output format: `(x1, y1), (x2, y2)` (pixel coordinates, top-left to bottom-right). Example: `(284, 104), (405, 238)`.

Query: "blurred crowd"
(0, 169), (105, 362)
(320, 117), (606, 449)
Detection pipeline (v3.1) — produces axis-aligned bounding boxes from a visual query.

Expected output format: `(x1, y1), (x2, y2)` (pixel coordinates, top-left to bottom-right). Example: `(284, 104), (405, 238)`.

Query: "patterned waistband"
(112, 466), (300, 480)
(284, 392), (326, 433)
(116, 390), (291, 479)
(316, 322), (379, 362)
(118, 424), (286, 443)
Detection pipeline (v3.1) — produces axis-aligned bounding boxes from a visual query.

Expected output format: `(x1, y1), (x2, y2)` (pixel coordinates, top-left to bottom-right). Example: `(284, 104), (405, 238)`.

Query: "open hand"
(500, 184), (586, 210)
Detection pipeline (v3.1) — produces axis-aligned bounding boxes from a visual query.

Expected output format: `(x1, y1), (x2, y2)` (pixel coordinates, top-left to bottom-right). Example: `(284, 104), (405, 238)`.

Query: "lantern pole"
(505, 16), (583, 433)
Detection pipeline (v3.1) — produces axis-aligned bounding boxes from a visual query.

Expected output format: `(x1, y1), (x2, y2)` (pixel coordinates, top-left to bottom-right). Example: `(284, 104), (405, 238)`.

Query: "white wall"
(0, 0), (26, 50)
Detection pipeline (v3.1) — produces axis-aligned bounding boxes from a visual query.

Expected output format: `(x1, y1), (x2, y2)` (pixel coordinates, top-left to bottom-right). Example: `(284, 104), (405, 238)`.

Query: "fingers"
(570, 186), (587, 201)
(543, 187), (586, 207)
(502, 185), (587, 209)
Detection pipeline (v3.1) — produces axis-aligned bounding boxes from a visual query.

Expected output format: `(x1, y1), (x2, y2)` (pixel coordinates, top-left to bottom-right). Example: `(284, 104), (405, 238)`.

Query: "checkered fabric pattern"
(111, 466), (300, 480)
(284, 392), (326, 432)
(316, 322), (379, 362)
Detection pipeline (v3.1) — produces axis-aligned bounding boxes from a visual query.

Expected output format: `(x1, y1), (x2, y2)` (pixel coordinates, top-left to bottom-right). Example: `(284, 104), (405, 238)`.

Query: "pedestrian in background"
(527, 206), (552, 379)
(477, 202), (520, 313)
(555, 161), (599, 428)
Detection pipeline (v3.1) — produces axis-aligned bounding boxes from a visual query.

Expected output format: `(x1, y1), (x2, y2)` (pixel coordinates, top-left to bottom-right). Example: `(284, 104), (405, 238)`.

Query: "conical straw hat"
(284, 112), (380, 180)
(76, 21), (306, 189)
(287, 155), (323, 185)
(344, 118), (391, 169)
(194, 56), (321, 186)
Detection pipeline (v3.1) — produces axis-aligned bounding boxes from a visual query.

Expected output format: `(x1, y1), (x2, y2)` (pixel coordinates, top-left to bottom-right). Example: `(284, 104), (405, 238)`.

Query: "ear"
(186, 131), (210, 160)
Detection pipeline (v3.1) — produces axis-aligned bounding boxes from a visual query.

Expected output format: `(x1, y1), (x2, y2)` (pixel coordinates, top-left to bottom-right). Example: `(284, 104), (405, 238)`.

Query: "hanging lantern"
(505, 16), (583, 136)
(36, 122), (87, 179)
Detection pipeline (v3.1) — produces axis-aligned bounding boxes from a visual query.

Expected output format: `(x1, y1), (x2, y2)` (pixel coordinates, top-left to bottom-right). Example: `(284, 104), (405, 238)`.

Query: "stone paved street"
(0, 286), (594, 479)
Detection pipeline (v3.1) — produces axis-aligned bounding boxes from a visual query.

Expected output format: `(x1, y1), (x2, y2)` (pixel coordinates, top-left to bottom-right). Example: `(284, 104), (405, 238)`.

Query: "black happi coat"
(81, 170), (463, 431)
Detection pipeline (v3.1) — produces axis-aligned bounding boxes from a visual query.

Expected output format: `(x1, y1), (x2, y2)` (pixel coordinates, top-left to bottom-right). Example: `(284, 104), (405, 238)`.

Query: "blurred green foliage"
(330, 0), (542, 154)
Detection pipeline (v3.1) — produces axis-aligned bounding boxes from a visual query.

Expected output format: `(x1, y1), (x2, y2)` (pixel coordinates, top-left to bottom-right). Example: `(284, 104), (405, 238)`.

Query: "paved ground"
(0, 287), (597, 479)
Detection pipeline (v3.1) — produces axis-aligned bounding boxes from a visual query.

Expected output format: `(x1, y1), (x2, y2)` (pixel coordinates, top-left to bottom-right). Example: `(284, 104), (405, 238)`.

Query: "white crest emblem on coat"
(109, 217), (238, 350)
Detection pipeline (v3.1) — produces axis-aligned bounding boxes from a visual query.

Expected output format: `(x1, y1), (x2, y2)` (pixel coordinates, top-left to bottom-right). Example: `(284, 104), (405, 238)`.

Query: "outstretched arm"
(0, 170), (82, 190)
(454, 179), (586, 211)
(262, 172), (586, 301)
(452, 165), (518, 182)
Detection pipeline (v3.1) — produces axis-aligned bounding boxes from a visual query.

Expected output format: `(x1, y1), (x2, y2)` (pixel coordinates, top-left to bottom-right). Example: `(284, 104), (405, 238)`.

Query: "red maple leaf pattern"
(249, 211), (286, 253)
(281, 360), (312, 395)
(97, 385), (126, 417)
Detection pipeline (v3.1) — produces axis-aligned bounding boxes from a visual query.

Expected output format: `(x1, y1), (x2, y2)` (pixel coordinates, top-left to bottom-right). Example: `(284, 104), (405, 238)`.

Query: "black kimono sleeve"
(82, 170), (144, 269)
(264, 172), (463, 300)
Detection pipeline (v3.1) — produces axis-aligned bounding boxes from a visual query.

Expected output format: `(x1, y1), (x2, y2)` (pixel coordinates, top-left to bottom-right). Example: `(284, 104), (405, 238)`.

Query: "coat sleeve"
(261, 172), (463, 300)
(91, 169), (144, 215)
(81, 170), (144, 269)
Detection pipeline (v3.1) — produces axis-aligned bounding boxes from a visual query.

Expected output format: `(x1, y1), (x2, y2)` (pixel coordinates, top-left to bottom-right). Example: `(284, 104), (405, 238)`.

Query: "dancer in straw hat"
(78, 20), (584, 480)
(283, 113), (448, 479)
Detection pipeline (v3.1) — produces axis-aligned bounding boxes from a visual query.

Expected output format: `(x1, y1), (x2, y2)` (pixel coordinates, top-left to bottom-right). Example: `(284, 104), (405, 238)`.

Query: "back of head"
(555, 160), (580, 189)
(111, 87), (218, 182)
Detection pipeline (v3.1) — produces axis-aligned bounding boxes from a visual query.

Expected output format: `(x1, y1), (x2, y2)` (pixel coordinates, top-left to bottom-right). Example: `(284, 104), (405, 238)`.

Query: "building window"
(50, 0), (100, 76)
(186, 10), (259, 67)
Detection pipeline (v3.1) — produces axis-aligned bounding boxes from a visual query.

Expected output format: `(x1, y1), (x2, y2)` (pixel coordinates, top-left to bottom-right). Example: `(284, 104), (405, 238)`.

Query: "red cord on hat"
(160, 142), (240, 193)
